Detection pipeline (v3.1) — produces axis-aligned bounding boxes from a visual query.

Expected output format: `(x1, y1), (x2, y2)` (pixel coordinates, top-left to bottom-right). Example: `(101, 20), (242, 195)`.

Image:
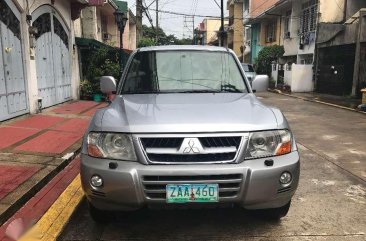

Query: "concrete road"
(59, 92), (366, 241)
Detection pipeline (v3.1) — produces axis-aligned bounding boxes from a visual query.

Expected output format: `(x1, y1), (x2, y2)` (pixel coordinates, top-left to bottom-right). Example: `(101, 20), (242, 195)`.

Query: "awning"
(246, 0), (291, 25)
(75, 37), (132, 54)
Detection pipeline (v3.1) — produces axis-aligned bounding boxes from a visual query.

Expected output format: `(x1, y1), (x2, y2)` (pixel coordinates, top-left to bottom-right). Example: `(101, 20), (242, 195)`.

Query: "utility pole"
(136, 0), (142, 44)
(220, 0), (224, 47)
(192, 17), (195, 44)
(156, 0), (158, 44)
(352, 9), (365, 96)
(183, 16), (194, 43)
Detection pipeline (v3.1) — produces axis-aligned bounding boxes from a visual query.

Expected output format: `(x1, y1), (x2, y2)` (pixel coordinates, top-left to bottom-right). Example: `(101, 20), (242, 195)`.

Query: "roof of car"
(138, 45), (230, 52)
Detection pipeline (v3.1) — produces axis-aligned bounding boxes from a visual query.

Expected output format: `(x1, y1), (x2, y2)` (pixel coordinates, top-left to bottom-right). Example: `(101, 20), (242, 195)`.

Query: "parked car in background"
(81, 46), (300, 223)
(241, 63), (256, 85)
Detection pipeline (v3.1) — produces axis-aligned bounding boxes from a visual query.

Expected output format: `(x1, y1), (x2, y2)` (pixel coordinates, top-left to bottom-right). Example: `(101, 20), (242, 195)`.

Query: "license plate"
(166, 184), (218, 203)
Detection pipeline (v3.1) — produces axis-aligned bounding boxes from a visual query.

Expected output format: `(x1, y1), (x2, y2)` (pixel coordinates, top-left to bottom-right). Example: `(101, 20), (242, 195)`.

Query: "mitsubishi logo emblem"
(178, 138), (204, 154)
(183, 139), (200, 154)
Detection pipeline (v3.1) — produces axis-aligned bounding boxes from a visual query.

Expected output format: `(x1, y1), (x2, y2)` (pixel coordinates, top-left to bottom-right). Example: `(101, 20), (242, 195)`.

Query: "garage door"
(32, 5), (71, 108)
(0, 0), (29, 121)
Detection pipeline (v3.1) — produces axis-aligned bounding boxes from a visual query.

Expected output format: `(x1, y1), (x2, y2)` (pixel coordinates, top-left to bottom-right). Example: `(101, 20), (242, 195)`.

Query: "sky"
(124, 0), (228, 39)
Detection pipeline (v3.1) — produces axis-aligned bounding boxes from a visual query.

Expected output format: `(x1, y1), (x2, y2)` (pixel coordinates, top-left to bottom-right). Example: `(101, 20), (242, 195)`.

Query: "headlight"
(87, 133), (137, 161)
(245, 130), (292, 159)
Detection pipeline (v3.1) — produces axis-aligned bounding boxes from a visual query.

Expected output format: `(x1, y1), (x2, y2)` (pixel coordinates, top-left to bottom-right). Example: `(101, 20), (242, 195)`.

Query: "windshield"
(241, 64), (255, 72)
(121, 50), (248, 94)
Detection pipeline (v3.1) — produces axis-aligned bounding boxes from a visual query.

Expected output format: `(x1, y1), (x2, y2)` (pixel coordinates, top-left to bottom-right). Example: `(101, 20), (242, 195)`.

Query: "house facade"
(316, 1), (366, 96)
(0, 0), (136, 122)
(243, 0), (280, 63)
(195, 18), (229, 46)
(227, 0), (244, 58)
(0, 0), (88, 121)
(245, 0), (366, 95)
(74, 0), (136, 50)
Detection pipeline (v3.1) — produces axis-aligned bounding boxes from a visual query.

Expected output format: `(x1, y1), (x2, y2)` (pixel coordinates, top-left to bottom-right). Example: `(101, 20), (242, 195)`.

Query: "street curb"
(18, 175), (83, 241)
(267, 89), (366, 115)
(0, 149), (80, 226)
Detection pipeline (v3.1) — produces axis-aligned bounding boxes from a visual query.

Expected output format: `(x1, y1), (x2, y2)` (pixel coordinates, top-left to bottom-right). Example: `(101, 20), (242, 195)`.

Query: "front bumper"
(81, 151), (300, 211)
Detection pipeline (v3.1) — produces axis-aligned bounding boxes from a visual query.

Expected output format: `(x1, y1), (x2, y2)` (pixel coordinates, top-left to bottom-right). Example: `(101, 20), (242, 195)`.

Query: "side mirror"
(252, 75), (269, 92)
(100, 76), (116, 94)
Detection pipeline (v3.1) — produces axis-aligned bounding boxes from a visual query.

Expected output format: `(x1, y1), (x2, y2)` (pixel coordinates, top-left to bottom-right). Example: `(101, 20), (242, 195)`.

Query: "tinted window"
(121, 51), (248, 94)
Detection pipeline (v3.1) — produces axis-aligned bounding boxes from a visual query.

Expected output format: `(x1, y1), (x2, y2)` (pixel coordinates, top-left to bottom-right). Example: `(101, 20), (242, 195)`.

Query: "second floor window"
(265, 21), (276, 43)
(300, 0), (318, 33)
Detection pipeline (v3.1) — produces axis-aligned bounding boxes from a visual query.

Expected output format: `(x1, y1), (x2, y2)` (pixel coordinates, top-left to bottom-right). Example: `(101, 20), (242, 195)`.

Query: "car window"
(241, 64), (254, 72)
(121, 51), (248, 94)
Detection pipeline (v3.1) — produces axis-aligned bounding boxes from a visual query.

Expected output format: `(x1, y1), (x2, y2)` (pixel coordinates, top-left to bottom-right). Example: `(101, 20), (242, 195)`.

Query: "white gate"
(32, 6), (71, 108)
(0, 0), (29, 121)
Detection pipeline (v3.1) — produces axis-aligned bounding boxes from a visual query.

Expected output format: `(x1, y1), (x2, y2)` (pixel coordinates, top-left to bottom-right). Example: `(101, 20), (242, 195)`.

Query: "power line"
(213, 0), (220, 9)
(149, 8), (303, 20)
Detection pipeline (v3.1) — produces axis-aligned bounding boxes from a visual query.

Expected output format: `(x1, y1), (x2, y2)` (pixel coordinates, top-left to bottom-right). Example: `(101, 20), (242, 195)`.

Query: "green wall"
(250, 23), (263, 64)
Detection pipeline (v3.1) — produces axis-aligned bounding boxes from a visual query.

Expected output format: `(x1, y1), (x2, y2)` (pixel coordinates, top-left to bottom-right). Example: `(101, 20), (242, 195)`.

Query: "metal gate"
(0, 0), (29, 121)
(32, 6), (71, 108)
(317, 65), (346, 95)
(316, 45), (355, 96)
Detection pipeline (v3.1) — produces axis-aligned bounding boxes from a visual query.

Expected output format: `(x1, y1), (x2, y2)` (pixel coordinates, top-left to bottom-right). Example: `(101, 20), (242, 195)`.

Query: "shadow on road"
(60, 199), (287, 241)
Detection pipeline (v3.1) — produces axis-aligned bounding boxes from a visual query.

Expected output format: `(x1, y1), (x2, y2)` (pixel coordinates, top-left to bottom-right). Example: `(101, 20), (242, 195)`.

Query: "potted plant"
(80, 80), (94, 100)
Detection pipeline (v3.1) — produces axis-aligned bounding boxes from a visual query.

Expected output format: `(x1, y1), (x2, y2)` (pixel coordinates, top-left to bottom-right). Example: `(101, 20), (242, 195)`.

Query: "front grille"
(199, 137), (241, 148)
(147, 153), (236, 163)
(142, 174), (242, 200)
(140, 138), (183, 148)
(139, 136), (242, 164)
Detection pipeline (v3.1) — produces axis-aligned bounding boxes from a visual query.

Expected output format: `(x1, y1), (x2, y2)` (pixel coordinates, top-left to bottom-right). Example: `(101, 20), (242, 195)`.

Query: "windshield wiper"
(121, 91), (160, 94)
(220, 84), (243, 93)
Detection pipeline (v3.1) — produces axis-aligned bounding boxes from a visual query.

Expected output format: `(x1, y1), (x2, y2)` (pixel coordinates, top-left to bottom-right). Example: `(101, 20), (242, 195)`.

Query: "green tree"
(255, 45), (285, 76)
(139, 25), (192, 46)
(79, 46), (122, 98)
(175, 38), (194, 45)
(138, 37), (157, 47)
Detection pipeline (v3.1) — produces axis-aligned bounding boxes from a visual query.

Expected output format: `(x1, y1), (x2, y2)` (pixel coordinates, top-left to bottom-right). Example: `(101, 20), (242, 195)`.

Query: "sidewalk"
(0, 100), (107, 225)
(290, 92), (362, 110)
(269, 90), (365, 113)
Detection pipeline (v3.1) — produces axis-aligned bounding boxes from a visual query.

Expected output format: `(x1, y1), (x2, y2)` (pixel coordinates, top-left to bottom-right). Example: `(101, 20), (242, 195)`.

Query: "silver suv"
(81, 46), (299, 222)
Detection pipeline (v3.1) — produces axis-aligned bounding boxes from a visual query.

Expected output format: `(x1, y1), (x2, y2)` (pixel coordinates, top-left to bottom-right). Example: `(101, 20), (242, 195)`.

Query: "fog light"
(90, 175), (103, 187)
(279, 172), (292, 185)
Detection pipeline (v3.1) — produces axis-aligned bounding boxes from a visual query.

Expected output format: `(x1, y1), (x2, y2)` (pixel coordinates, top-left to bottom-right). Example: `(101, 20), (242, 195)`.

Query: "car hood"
(99, 93), (279, 133)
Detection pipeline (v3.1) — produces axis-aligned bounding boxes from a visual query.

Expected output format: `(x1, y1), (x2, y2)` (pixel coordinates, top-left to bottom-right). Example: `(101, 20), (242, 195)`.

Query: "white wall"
(271, 64), (278, 82)
(284, 0), (317, 58)
(74, 18), (82, 38)
(284, 66), (292, 86)
(284, 0), (300, 56)
(291, 64), (314, 92)
(319, 0), (345, 23)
